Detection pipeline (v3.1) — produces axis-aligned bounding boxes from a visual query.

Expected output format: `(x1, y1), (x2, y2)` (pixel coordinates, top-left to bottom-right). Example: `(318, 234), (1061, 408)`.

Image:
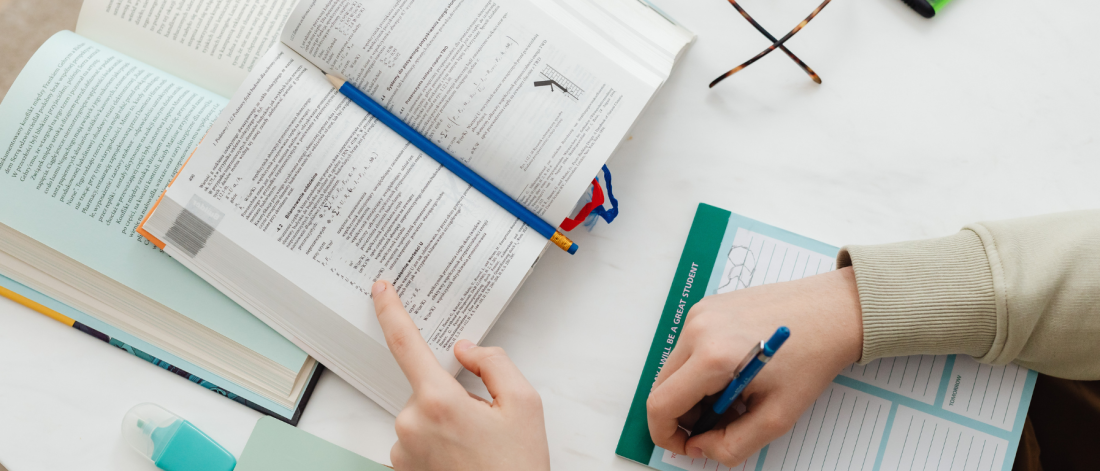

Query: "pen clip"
(732, 341), (765, 379)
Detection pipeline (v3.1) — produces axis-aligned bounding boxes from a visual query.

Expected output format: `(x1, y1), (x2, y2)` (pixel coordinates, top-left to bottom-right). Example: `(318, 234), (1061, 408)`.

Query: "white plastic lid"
(121, 403), (183, 462)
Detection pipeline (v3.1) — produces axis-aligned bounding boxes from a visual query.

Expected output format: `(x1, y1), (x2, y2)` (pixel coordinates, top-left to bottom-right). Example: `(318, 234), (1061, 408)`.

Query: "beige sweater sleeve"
(837, 210), (1100, 380)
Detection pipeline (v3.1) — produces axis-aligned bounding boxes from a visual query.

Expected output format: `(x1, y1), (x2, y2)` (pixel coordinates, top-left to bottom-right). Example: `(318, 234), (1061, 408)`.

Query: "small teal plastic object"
(121, 403), (236, 471)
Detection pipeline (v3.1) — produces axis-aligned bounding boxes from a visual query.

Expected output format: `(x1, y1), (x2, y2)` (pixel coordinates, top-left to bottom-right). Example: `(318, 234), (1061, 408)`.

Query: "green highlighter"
(901, 0), (953, 18)
(121, 404), (236, 471)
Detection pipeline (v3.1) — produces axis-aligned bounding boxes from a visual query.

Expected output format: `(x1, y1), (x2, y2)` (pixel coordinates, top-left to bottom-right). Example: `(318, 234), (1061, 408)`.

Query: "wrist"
(838, 231), (997, 362)
(830, 266), (864, 365)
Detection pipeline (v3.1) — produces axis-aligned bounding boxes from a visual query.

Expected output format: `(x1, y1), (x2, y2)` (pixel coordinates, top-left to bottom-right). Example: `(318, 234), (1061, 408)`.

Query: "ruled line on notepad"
(717, 228), (834, 295)
(882, 406), (1007, 471)
(839, 355), (948, 405)
(760, 383), (890, 471)
(662, 448), (756, 471)
(941, 356), (1027, 431)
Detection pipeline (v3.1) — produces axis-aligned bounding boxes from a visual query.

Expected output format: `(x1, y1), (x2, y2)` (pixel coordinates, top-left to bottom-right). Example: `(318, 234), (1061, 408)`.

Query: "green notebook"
(237, 418), (390, 471)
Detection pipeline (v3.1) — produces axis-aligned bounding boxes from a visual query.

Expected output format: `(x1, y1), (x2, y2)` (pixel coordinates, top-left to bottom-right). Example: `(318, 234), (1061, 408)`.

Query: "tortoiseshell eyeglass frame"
(710, 0), (833, 88)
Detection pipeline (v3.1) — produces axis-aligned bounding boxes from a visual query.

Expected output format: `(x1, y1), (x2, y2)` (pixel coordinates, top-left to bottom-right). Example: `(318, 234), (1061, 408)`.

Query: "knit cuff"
(837, 230), (998, 363)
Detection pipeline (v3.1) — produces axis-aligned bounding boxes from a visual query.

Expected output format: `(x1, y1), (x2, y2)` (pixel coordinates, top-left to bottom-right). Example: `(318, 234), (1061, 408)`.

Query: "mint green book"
(617, 203), (1036, 471)
(0, 3), (318, 422)
(236, 418), (390, 471)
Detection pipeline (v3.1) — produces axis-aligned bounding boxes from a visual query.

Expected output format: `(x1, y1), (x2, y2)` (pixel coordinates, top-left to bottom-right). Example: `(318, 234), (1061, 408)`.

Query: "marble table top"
(2, 0), (1099, 469)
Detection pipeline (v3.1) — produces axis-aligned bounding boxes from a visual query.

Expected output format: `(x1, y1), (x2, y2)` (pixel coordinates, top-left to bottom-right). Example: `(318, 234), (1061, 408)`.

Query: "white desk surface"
(2, 0), (1099, 469)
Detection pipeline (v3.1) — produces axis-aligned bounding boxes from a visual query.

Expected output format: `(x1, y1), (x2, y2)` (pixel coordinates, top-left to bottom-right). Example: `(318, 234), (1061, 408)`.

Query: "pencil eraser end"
(568, 243), (578, 255)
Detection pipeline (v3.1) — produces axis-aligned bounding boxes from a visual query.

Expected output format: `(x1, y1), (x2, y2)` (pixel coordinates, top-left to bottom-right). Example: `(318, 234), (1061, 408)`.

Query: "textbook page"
(536, 0), (695, 80)
(0, 32), (309, 374)
(146, 44), (551, 384)
(76, 0), (300, 98)
(280, 0), (655, 222)
(617, 204), (1037, 471)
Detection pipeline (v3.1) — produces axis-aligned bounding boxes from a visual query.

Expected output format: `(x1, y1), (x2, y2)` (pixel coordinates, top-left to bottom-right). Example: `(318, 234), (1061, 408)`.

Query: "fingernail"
(372, 280), (387, 297)
(455, 340), (475, 353)
(687, 447), (703, 459)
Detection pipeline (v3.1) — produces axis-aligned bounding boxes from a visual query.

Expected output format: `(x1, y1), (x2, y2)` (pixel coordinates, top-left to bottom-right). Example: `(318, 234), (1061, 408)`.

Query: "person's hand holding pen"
(646, 268), (864, 468)
(371, 280), (551, 471)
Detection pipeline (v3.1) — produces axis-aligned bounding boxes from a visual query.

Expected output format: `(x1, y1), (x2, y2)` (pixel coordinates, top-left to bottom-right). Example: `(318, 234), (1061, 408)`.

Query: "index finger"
(372, 280), (447, 390)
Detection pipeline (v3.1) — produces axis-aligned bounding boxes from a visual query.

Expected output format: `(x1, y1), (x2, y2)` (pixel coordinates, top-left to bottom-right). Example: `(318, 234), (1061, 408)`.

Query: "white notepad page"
(651, 218), (1035, 471)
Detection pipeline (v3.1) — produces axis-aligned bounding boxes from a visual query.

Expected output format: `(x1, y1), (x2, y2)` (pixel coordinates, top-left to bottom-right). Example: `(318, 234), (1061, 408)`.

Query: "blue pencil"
(325, 74), (578, 255)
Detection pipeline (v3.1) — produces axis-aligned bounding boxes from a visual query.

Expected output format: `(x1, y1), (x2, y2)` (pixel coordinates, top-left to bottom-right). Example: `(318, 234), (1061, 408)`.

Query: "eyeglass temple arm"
(727, 0), (821, 84)
(711, 0), (833, 88)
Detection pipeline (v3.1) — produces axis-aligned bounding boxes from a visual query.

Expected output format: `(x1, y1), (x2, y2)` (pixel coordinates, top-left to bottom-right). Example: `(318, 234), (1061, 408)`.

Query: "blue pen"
(689, 326), (790, 436)
(325, 74), (578, 255)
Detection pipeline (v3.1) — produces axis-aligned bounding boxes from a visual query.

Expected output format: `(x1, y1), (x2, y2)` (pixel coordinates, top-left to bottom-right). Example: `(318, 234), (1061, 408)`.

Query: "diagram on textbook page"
(618, 206), (1036, 471)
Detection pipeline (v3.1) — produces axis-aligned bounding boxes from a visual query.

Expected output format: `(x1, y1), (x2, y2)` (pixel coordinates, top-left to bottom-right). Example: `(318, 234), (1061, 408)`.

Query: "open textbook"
(618, 204), (1036, 471)
(0, 0), (322, 422)
(139, 0), (694, 413)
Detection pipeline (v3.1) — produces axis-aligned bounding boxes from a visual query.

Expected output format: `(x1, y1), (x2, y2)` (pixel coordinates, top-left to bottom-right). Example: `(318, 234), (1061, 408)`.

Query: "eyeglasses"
(710, 0), (834, 88)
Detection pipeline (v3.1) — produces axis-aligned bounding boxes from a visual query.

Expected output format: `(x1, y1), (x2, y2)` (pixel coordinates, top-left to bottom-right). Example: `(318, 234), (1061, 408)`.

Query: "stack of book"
(0, 0), (693, 418)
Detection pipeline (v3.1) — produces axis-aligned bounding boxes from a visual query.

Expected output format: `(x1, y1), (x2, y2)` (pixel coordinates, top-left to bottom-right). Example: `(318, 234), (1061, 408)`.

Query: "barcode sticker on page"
(165, 196), (223, 257)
